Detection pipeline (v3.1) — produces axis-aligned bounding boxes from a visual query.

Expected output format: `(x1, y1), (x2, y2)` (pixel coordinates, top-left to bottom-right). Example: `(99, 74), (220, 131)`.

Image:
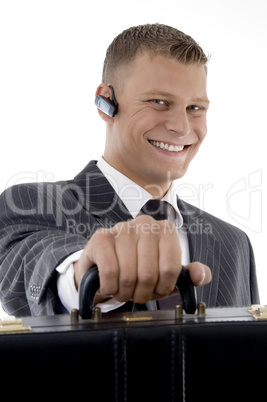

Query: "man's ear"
(95, 84), (116, 123)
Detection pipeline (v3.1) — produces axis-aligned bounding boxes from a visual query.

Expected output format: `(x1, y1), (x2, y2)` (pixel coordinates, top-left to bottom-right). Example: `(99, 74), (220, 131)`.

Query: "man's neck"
(97, 157), (183, 225)
(101, 156), (172, 199)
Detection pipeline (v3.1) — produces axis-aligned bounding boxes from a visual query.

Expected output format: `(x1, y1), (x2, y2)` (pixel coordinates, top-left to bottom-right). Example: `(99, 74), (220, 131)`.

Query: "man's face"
(103, 53), (209, 195)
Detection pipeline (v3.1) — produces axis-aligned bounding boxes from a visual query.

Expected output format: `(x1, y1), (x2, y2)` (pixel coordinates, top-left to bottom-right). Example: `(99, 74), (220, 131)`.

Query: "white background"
(0, 0), (266, 318)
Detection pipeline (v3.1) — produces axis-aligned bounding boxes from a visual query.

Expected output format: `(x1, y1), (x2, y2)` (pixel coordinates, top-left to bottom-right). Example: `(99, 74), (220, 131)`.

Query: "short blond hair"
(102, 23), (208, 86)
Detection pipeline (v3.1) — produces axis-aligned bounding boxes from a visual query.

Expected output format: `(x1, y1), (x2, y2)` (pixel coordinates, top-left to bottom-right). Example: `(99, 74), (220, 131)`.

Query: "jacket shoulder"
(178, 198), (249, 239)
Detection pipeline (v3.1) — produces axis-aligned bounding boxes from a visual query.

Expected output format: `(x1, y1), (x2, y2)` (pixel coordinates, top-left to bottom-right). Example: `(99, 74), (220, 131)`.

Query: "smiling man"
(0, 24), (259, 316)
(100, 53), (209, 194)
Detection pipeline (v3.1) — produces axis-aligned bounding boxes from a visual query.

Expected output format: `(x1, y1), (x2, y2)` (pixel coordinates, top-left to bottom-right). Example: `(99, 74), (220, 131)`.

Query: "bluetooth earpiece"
(95, 85), (118, 117)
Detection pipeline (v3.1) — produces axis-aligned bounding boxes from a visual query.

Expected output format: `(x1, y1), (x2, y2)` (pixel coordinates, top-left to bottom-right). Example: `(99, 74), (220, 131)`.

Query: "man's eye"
(149, 99), (168, 107)
(188, 105), (200, 111)
(152, 99), (165, 105)
(187, 105), (206, 115)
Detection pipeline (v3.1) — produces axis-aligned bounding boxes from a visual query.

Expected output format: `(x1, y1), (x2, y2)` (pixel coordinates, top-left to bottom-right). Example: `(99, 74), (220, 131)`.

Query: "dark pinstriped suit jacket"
(0, 160), (260, 316)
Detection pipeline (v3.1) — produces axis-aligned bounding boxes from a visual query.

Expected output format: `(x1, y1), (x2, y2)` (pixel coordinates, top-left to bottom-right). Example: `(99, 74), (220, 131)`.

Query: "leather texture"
(0, 308), (266, 401)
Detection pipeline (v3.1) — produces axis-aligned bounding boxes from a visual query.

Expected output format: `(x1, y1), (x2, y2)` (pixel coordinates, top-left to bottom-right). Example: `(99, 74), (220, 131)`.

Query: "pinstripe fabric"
(178, 199), (259, 307)
(0, 160), (259, 316)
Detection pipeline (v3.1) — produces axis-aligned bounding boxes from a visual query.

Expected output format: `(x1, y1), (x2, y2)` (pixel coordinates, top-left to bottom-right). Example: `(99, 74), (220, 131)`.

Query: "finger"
(86, 230), (120, 296)
(113, 228), (137, 302)
(155, 221), (181, 296)
(132, 227), (160, 304)
(185, 262), (212, 287)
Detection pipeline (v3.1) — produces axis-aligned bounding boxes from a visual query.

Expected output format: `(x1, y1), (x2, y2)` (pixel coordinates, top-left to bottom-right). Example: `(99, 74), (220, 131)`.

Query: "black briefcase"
(1, 302), (267, 402)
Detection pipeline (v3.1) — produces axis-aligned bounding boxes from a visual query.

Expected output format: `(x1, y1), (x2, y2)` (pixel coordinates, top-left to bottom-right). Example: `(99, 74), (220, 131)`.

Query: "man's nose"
(165, 109), (191, 136)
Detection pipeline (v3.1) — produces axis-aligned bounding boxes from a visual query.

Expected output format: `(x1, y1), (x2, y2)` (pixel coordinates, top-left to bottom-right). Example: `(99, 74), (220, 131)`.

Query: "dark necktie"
(141, 199), (171, 220)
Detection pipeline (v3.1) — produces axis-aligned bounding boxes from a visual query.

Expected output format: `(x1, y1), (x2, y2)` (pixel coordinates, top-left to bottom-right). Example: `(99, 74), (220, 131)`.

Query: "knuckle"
(120, 273), (136, 288)
(163, 266), (178, 283)
(111, 221), (136, 238)
(160, 220), (176, 234)
(91, 228), (113, 244)
(101, 262), (118, 279)
(139, 267), (157, 286)
(99, 268), (118, 295)
(136, 214), (154, 223)
(113, 221), (125, 233)
(157, 266), (178, 294)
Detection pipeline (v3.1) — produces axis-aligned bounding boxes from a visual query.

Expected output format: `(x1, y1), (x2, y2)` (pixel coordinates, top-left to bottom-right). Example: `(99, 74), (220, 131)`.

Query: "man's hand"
(73, 215), (212, 304)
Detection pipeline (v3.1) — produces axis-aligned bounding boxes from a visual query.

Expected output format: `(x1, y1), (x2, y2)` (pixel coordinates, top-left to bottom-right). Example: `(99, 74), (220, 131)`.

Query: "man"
(0, 24), (259, 316)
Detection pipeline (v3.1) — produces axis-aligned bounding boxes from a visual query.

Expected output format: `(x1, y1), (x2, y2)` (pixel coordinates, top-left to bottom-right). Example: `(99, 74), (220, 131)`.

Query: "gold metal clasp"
(247, 305), (267, 321)
(0, 316), (32, 334)
(123, 313), (152, 322)
(93, 307), (102, 322)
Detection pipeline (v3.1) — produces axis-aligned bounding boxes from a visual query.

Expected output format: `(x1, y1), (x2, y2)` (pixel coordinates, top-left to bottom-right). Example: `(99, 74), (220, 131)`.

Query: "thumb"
(185, 262), (212, 287)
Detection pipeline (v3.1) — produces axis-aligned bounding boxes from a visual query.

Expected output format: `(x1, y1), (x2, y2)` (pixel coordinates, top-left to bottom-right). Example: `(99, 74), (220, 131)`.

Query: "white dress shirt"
(57, 157), (190, 312)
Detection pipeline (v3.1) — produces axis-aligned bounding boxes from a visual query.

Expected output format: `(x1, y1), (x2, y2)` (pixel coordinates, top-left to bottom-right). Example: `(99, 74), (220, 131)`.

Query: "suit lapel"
(178, 198), (221, 307)
(74, 160), (133, 226)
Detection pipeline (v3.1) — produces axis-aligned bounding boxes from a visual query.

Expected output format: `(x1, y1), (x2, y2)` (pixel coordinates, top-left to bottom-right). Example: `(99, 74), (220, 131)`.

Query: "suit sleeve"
(247, 235), (260, 304)
(0, 182), (91, 316)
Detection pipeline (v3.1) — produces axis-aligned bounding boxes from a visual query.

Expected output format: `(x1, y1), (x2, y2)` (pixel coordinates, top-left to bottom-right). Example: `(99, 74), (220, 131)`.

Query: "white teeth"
(149, 140), (185, 152)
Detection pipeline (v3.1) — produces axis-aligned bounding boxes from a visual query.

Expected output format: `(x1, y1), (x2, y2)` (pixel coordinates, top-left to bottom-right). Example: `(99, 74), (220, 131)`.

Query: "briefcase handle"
(79, 265), (196, 319)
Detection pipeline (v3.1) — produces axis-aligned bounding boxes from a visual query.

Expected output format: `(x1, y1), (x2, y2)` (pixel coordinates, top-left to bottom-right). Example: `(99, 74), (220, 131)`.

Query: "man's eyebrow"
(191, 97), (210, 104)
(143, 91), (210, 104)
(143, 91), (176, 99)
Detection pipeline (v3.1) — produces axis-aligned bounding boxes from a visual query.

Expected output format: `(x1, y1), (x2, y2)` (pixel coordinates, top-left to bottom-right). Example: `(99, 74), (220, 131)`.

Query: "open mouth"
(148, 140), (186, 153)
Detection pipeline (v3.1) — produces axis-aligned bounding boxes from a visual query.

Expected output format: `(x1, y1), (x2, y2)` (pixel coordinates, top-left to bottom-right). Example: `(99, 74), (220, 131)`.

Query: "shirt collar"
(96, 157), (183, 228)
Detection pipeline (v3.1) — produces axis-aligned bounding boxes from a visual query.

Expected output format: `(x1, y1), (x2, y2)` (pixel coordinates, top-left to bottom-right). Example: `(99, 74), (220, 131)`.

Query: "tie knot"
(141, 200), (171, 221)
